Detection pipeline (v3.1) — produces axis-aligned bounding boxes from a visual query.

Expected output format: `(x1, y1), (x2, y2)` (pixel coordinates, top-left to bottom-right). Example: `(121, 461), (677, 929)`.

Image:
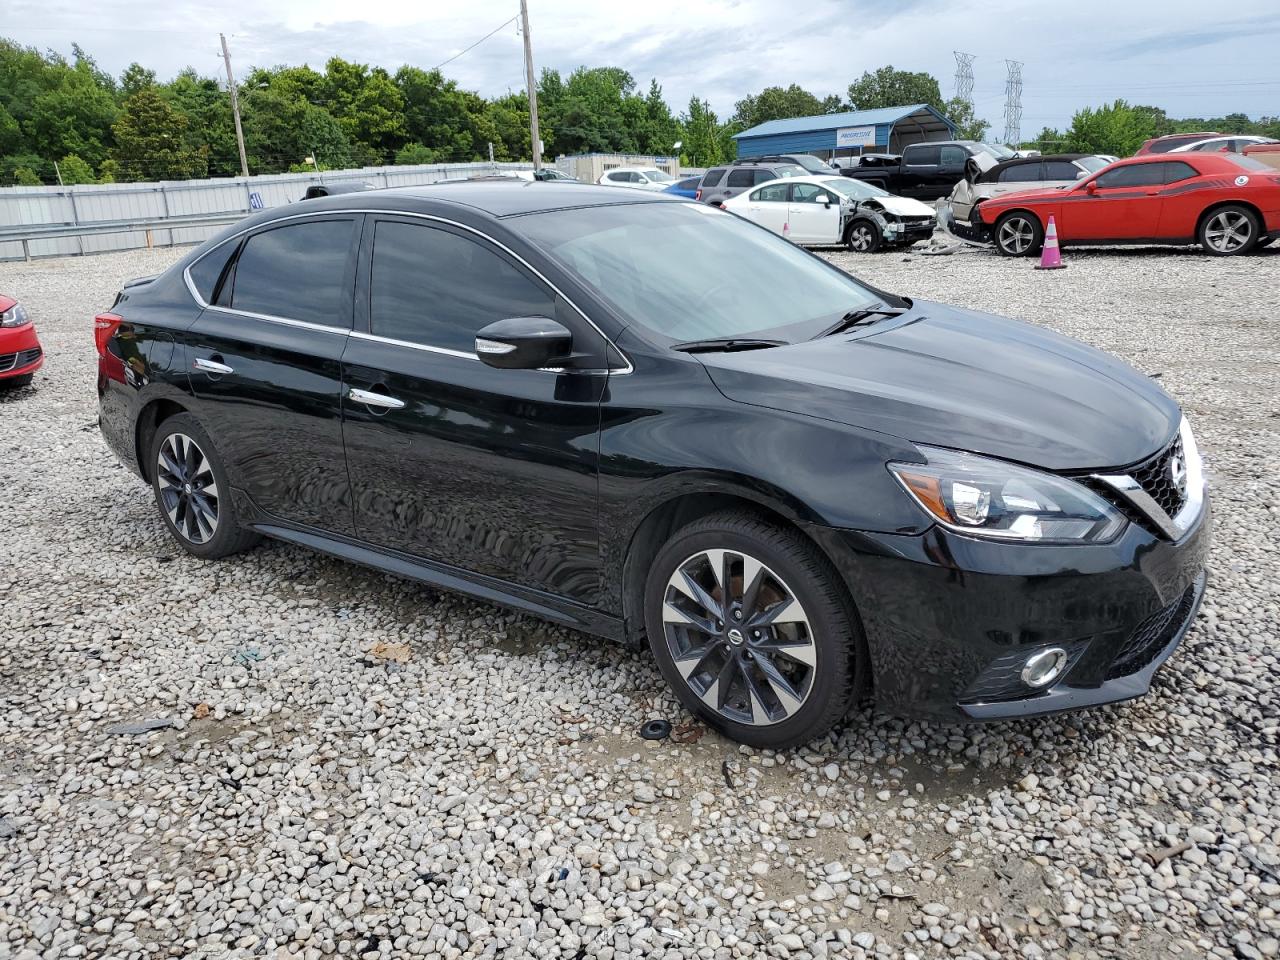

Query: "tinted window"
(1042, 161), (1083, 180)
(1163, 161), (1198, 184)
(904, 145), (941, 165)
(752, 183), (788, 202)
(1000, 163), (1044, 182)
(369, 221), (555, 353)
(940, 145), (969, 167)
(755, 170), (779, 184)
(678, 178), (701, 190)
(727, 169), (756, 187)
(1094, 164), (1166, 189)
(228, 220), (354, 326)
(188, 240), (238, 303)
(702, 168), (725, 187)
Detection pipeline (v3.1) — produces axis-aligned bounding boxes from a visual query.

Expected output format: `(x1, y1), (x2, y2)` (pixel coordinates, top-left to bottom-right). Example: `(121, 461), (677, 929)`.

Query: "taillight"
(94, 313), (123, 357)
(695, 188), (702, 200)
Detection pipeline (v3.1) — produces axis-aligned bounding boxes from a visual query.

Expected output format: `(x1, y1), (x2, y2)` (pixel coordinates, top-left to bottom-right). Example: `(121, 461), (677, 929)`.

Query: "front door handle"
(349, 387), (405, 410)
(193, 357), (234, 375)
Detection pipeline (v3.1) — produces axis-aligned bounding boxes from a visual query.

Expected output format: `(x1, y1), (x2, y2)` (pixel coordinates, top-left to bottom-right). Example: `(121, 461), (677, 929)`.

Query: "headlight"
(889, 447), (1125, 544)
(0, 302), (29, 328)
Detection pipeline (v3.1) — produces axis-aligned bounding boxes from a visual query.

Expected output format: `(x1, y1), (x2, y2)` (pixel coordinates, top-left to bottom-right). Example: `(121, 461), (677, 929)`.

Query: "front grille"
(1131, 435), (1187, 518)
(1106, 586), (1196, 680)
(0, 352), (14, 373)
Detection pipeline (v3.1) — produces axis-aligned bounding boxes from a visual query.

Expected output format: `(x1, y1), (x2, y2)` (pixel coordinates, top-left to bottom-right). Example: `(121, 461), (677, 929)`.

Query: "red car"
(975, 153), (1280, 257)
(0, 294), (43, 388)
(1136, 131), (1221, 155)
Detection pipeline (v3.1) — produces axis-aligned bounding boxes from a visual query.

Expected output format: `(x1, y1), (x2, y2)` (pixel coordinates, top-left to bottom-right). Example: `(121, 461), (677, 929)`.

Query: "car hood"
(861, 195), (935, 218)
(698, 302), (1180, 471)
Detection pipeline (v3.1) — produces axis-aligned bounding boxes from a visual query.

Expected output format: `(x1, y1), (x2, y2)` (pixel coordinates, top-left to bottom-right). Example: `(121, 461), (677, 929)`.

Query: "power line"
(433, 15), (519, 72)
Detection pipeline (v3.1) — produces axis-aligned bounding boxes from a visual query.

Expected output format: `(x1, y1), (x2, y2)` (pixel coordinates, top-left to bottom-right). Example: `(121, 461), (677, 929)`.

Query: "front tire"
(149, 413), (260, 559)
(643, 511), (863, 749)
(0, 373), (33, 389)
(1199, 205), (1260, 256)
(846, 219), (882, 253)
(994, 212), (1044, 257)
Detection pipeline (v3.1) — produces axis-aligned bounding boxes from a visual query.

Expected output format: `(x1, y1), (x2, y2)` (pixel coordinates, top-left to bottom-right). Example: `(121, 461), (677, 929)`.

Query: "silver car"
(947, 154), (1110, 223)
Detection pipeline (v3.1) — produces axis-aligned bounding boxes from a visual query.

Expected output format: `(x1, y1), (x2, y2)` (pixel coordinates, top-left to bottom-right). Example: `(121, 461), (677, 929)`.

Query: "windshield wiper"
(812, 305), (908, 340)
(670, 337), (786, 354)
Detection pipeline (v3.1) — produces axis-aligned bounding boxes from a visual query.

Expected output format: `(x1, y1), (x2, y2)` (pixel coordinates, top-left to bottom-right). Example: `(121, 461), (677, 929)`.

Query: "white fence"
(0, 162), (534, 262)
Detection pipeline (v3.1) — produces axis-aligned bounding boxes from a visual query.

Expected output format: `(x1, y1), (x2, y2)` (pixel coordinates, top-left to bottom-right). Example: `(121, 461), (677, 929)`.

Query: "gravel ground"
(1, 241), (1278, 960)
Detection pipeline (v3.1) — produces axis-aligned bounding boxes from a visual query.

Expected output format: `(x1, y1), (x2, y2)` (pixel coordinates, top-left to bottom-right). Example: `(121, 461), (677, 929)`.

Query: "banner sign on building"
(835, 125), (877, 148)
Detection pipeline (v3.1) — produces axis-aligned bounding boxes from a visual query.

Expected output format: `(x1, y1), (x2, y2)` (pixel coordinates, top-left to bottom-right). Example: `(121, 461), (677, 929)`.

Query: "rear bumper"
(805, 497), (1212, 722)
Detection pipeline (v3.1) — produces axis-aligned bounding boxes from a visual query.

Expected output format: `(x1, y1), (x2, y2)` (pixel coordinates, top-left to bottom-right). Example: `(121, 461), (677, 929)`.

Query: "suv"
(739, 154), (835, 176)
(697, 161), (807, 205)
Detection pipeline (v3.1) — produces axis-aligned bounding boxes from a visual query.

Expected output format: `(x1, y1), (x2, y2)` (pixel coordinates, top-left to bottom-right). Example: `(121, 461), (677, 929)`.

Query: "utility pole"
(1003, 60), (1024, 149)
(519, 0), (542, 171)
(220, 33), (250, 178)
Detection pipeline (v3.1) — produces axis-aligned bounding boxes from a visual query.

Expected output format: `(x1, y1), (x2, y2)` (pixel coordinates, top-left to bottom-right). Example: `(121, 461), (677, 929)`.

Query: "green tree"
(164, 69), (238, 176)
(943, 97), (990, 142)
(394, 142), (441, 165)
(322, 58), (406, 161)
(733, 84), (838, 129)
(110, 88), (206, 181)
(56, 153), (95, 183)
(679, 96), (726, 166)
(847, 66), (944, 112)
(12, 165), (41, 185)
(120, 62), (156, 98)
(1060, 100), (1156, 156)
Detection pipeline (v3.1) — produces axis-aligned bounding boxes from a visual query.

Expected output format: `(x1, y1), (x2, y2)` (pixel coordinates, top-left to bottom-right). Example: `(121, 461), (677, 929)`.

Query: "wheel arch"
(134, 397), (190, 482)
(1196, 199), (1265, 240)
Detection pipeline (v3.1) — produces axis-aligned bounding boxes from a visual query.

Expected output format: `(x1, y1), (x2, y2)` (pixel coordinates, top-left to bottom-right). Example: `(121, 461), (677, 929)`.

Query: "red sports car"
(975, 153), (1280, 257)
(0, 294), (43, 388)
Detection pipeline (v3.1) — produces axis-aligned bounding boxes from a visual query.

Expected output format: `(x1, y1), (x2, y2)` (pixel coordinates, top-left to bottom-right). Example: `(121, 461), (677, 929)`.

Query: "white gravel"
(1, 241), (1278, 960)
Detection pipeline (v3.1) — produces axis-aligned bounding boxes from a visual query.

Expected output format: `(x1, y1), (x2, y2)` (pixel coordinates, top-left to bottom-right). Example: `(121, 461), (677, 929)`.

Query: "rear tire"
(643, 511), (863, 749)
(149, 413), (260, 559)
(1199, 205), (1260, 256)
(994, 211), (1044, 257)
(845, 219), (882, 253)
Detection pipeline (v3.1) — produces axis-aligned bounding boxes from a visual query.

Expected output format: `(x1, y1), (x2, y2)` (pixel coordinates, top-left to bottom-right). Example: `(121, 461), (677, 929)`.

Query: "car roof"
(289, 181), (680, 219)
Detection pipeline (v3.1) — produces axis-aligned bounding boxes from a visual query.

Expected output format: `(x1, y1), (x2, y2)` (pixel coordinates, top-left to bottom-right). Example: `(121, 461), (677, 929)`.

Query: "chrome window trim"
(182, 207), (633, 374)
(1093, 416), (1206, 541)
(200, 303), (351, 336)
(350, 330), (477, 362)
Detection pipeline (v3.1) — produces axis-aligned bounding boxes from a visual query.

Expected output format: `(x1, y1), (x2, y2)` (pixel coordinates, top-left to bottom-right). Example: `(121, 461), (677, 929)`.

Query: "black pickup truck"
(840, 141), (1004, 200)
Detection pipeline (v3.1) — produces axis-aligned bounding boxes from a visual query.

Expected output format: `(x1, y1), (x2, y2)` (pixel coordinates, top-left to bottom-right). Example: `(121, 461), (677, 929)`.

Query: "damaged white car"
(721, 175), (936, 252)
(944, 154), (1110, 225)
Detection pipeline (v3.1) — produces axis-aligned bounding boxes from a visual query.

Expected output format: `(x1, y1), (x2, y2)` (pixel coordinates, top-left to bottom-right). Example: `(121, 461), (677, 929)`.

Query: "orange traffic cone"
(1036, 216), (1066, 269)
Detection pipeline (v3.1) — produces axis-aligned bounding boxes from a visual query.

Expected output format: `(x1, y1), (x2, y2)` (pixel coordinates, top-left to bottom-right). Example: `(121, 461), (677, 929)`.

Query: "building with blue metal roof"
(733, 104), (957, 162)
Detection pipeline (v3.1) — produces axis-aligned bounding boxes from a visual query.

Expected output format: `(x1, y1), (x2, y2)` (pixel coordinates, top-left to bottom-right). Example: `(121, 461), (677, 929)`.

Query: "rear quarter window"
(187, 240), (238, 304)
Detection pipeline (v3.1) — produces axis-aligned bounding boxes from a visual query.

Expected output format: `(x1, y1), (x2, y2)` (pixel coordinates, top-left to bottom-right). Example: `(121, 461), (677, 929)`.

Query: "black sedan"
(95, 183), (1210, 748)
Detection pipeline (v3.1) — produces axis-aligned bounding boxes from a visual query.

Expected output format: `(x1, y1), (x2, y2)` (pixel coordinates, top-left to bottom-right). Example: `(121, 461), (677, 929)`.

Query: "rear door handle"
(349, 387), (405, 410)
(193, 357), (234, 375)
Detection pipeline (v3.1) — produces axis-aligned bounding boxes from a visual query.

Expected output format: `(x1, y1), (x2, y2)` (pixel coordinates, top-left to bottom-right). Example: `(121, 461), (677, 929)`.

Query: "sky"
(5, 0), (1279, 136)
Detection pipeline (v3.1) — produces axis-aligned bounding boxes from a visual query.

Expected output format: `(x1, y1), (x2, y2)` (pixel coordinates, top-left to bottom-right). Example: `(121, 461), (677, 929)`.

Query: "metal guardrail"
(0, 212), (248, 261)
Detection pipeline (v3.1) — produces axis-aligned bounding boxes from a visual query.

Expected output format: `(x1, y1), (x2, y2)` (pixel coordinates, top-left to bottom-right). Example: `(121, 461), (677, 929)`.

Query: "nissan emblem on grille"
(1169, 451), (1188, 498)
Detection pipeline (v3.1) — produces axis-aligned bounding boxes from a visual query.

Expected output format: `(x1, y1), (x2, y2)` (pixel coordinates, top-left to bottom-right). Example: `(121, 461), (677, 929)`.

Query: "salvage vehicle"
(840, 141), (1000, 200)
(722, 175), (935, 251)
(597, 167), (676, 191)
(695, 160), (807, 206)
(0, 294), (43, 389)
(977, 153), (1280, 257)
(946, 154), (1110, 224)
(96, 181), (1211, 748)
(1135, 132), (1221, 155)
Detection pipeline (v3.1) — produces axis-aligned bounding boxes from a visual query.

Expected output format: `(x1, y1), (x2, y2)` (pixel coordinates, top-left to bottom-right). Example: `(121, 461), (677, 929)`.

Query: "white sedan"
(597, 167), (678, 191)
(721, 175), (937, 251)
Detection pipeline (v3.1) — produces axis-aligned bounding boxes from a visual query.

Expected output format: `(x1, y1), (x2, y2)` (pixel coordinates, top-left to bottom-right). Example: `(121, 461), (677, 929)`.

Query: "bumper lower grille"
(0, 347), (41, 372)
(1106, 585), (1196, 680)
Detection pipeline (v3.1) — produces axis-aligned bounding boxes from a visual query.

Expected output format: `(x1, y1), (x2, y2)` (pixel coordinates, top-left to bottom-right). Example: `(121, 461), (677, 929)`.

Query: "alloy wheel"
(661, 549), (817, 726)
(156, 432), (220, 544)
(848, 225), (874, 251)
(998, 216), (1036, 255)
(1203, 210), (1252, 253)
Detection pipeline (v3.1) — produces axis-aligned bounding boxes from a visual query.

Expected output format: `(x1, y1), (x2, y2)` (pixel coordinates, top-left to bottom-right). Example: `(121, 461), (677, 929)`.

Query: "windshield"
(822, 177), (889, 200)
(979, 143), (1016, 160)
(515, 202), (881, 343)
(790, 155), (831, 173)
(642, 169), (675, 182)
(1078, 155), (1110, 173)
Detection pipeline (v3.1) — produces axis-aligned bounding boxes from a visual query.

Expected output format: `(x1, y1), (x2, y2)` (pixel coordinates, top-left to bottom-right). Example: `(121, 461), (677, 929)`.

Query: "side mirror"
(818, 194), (833, 206)
(475, 316), (573, 370)
(1075, 170), (1087, 179)
(1085, 180), (1098, 194)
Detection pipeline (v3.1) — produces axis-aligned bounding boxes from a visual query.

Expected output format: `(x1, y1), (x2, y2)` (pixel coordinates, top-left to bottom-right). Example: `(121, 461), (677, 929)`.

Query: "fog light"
(1021, 647), (1068, 688)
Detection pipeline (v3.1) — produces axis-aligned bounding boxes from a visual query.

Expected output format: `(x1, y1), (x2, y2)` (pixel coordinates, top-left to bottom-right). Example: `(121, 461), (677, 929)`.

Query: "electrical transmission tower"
(953, 52), (976, 106)
(1003, 60), (1023, 147)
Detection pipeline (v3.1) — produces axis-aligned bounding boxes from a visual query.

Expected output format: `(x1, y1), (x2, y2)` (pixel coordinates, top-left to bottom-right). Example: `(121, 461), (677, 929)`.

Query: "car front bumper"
(0, 323), (43, 379)
(805, 497), (1211, 722)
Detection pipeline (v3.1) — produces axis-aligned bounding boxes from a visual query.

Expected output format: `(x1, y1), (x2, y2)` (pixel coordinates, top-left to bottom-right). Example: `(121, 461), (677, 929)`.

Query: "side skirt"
(250, 520), (628, 642)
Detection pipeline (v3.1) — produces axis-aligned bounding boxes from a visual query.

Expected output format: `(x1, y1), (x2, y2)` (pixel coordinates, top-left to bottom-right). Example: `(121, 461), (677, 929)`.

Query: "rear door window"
(226, 219), (356, 327)
(726, 169), (756, 188)
(904, 145), (941, 166)
(752, 183), (788, 202)
(701, 169), (725, 187)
